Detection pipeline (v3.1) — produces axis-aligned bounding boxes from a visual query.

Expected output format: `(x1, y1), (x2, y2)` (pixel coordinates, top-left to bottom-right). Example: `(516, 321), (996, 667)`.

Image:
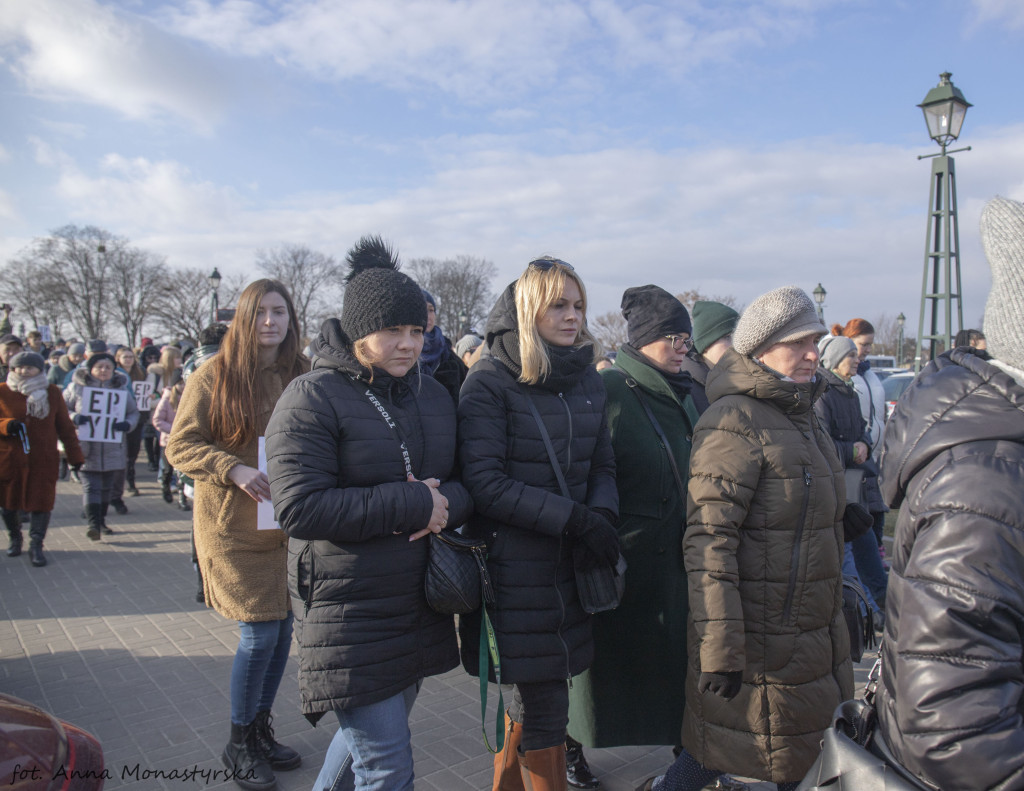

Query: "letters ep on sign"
(77, 386), (128, 444)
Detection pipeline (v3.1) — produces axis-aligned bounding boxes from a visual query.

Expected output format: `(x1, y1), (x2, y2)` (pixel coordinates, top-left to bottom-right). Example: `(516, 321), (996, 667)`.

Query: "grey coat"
(63, 368), (139, 472)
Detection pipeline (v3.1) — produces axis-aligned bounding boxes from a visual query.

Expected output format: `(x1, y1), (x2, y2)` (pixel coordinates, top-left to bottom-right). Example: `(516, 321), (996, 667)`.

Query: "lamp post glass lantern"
(918, 72), (972, 153)
(208, 267), (222, 325)
(812, 283), (826, 322)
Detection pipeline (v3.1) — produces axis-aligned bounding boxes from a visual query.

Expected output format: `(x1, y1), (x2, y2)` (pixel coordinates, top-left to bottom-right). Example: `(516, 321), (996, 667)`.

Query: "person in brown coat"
(639, 286), (854, 791)
(166, 279), (309, 791)
(1, 351), (84, 566)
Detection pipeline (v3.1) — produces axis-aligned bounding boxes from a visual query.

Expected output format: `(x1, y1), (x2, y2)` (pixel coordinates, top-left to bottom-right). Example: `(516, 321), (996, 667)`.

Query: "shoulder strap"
(522, 391), (571, 498)
(612, 368), (687, 500)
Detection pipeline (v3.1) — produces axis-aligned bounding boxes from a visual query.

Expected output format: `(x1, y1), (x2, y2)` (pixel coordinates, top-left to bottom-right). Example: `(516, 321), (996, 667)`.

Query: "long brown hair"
(208, 279), (306, 450)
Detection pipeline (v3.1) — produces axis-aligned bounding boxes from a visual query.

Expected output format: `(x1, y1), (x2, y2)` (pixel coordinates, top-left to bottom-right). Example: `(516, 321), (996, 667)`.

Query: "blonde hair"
(515, 258), (602, 384)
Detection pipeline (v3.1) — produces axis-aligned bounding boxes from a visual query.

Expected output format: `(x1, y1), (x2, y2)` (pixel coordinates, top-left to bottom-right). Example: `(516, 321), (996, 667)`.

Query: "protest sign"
(132, 380), (154, 406)
(77, 386), (128, 444)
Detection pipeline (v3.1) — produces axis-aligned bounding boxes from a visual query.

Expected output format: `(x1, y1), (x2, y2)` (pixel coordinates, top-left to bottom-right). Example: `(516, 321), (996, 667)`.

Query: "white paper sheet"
(256, 436), (279, 531)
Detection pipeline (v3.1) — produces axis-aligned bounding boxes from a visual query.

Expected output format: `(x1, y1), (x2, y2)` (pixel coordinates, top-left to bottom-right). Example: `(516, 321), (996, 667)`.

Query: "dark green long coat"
(568, 349), (699, 747)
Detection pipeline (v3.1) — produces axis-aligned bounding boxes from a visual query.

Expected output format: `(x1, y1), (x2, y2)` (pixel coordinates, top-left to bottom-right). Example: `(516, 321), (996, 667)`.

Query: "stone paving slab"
(0, 467), (876, 791)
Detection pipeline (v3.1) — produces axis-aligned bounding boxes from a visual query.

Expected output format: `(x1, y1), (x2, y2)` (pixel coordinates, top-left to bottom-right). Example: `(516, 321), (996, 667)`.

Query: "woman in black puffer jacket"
(266, 237), (471, 791)
(458, 257), (619, 789)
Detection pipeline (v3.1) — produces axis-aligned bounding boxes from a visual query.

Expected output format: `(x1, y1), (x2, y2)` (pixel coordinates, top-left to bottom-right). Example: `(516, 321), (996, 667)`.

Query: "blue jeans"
(230, 615), (293, 725)
(313, 682), (420, 791)
(850, 525), (888, 610)
(843, 543), (880, 614)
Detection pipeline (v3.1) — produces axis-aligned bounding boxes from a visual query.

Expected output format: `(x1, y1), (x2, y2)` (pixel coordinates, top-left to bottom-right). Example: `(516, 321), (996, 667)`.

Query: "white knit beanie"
(981, 196), (1024, 371)
(733, 285), (828, 357)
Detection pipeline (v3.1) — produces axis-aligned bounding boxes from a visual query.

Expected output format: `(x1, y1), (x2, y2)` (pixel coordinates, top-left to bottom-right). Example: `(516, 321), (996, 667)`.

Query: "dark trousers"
(507, 679), (570, 752)
(81, 469), (116, 507)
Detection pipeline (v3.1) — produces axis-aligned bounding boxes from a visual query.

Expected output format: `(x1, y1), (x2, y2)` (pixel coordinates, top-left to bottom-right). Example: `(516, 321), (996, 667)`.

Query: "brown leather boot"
(493, 711), (525, 791)
(519, 745), (568, 791)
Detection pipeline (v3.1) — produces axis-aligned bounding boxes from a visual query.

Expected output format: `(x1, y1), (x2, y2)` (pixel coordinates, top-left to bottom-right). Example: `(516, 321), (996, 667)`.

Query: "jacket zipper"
(302, 541), (316, 615)
(556, 392), (572, 685)
(782, 467), (812, 624)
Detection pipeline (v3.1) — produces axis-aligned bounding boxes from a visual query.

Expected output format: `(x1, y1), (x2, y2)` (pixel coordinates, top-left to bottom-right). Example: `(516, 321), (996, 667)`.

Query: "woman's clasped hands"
(407, 473), (449, 541)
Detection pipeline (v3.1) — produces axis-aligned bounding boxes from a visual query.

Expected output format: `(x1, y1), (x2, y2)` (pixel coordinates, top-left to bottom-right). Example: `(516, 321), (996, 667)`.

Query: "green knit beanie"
(691, 300), (740, 354)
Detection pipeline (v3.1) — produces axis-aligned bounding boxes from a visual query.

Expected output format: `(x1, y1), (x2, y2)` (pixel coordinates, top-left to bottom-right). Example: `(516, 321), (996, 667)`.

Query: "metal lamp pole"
(812, 283), (827, 323)
(208, 268), (222, 326)
(914, 72), (970, 372)
(896, 312), (906, 367)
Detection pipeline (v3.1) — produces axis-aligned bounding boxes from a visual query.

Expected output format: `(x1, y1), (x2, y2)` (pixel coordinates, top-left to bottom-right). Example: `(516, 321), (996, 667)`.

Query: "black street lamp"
(208, 267), (222, 325)
(896, 312), (906, 367)
(915, 72), (970, 372)
(812, 283), (826, 323)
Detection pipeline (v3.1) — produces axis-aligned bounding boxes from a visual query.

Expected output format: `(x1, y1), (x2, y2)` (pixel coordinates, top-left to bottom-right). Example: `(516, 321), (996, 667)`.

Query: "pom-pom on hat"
(691, 301), (740, 354)
(733, 285), (827, 358)
(980, 196), (1024, 371)
(621, 285), (692, 349)
(340, 236), (428, 343)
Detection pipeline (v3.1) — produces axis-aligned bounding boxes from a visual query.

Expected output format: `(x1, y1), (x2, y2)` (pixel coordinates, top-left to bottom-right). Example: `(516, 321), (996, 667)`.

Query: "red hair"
(832, 319), (875, 338)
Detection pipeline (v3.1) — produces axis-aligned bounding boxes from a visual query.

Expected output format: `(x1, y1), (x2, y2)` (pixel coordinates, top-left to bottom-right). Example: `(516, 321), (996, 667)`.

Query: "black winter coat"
(458, 284), (618, 684)
(813, 368), (885, 514)
(266, 318), (472, 723)
(678, 351), (711, 414)
(876, 349), (1024, 791)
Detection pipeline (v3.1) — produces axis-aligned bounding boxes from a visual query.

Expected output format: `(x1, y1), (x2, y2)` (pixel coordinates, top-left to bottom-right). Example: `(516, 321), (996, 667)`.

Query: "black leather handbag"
(424, 529), (495, 615)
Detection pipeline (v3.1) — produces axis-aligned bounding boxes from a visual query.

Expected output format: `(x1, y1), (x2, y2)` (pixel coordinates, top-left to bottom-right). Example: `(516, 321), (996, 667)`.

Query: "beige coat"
(166, 360), (305, 622)
(682, 349), (854, 783)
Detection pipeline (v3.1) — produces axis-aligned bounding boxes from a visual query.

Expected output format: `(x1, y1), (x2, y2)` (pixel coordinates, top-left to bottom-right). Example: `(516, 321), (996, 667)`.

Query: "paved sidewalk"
(0, 468), (876, 791)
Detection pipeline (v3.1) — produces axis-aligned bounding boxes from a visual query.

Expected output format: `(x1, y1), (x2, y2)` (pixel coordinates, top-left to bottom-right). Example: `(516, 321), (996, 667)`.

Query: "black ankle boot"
(111, 498), (128, 515)
(85, 504), (103, 541)
(28, 515), (48, 567)
(251, 710), (300, 771)
(6, 529), (22, 557)
(29, 543), (46, 567)
(222, 722), (276, 790)
(566, 734), (600, 789)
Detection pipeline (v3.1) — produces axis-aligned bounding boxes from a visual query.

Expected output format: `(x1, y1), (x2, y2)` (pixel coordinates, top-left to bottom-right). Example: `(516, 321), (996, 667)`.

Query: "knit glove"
(842, 502), (873, 542)
(698, 671), (742, 701)
(565, 503), (620, 568)
(4, 420), (24, 436)
(112, 421), (132, 432)
(72, 414), (90, 426)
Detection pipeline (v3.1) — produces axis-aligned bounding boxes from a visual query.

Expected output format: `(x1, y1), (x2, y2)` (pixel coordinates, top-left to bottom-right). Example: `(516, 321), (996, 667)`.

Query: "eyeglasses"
(528, 257), (575, 272)
(664, 335), (694, 352)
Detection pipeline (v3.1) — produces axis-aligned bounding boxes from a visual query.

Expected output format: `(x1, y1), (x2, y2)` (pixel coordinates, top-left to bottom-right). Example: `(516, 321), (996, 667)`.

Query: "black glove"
(112, 421), (132, 432)
(698, 671), (742, 701)
(843, 502), (873, 542)
(72, 414), (90, 426)
(565, 503), (620, 568)
(5, 420), (24, 436)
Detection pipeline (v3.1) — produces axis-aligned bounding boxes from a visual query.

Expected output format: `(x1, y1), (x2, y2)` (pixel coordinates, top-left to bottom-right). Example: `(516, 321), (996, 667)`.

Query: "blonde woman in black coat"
(458, 257), (619, 789)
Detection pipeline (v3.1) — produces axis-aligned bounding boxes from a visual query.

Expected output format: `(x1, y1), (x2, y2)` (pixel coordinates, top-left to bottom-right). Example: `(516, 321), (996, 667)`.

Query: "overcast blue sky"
(2, 0), (1023, 335)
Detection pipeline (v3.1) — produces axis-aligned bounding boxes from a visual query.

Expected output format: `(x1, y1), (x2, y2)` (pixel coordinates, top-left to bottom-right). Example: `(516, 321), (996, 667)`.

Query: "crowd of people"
(2, 195), (1023, 791)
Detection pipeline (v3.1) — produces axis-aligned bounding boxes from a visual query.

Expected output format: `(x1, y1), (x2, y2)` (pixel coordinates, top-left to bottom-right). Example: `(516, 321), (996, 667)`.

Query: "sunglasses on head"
(528, 258), (575, 272)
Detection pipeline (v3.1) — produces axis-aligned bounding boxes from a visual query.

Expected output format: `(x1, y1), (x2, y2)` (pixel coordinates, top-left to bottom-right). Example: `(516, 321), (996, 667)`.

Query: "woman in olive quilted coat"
(644, 286), (853, 791)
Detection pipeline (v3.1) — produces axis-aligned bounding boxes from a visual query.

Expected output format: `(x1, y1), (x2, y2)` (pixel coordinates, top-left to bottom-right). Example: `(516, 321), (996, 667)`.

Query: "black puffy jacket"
(266, 318), (472, 722)
(457, 284), (618, 684)
(876, 349), (1024, 791)
(813, 368), (885, 514)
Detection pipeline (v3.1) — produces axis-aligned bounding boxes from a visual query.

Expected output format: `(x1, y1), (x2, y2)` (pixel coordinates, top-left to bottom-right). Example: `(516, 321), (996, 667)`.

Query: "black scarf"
(619, 343), (693, 402)
(491, 330), (595, 392)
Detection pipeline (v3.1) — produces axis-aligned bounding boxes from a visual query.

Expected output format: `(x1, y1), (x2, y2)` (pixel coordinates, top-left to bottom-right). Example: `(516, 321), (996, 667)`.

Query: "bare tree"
(590, 310), (628, 351)
(10, 225), (119, 339)
(151, 267), (222, 341)
(108, 247), (168, 347)
(406, 255), (497, 338)
(0, 255), (68, 339)
(255, 244), (343, 340)
(675, 290), (741, 312)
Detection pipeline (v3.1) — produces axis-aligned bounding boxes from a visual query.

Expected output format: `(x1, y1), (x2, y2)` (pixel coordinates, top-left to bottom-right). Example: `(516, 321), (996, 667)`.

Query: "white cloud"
(0, 0), (232, 129)
(160, 0), (827, 101)
(971, 0), (1024, 28)
(29, 124), (1024, 327)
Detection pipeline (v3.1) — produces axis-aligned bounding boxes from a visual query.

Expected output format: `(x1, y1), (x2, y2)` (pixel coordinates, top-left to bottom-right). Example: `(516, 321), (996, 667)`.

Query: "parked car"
(866, 354), (897, 369)
(883, 371), (916, 421)
(0, 692), (105, 791)
(870, 367), (905, 382)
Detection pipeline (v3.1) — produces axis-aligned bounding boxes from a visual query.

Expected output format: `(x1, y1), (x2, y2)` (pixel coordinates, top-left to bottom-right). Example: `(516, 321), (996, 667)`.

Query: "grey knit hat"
(732, 285), (827, 357)
(981, 196), (1024, 371)
(455, 334), (483, 358)
(10, 351), (46, 371)
(817, 334), (857, 371)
